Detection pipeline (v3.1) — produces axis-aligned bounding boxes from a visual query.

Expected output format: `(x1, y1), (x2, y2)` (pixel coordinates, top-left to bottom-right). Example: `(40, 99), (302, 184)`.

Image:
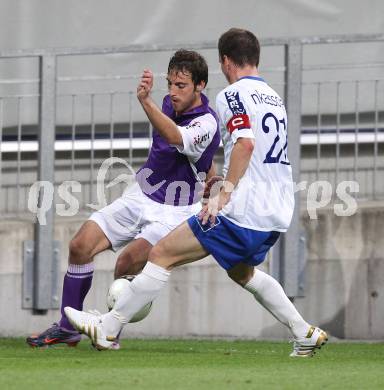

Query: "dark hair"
(218, 28), (260, 67)
(168, 49), (208, 87)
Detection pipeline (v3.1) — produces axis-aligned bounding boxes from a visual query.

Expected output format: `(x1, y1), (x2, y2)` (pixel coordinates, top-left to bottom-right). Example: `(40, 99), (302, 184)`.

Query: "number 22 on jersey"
(262, 112), (290, 165)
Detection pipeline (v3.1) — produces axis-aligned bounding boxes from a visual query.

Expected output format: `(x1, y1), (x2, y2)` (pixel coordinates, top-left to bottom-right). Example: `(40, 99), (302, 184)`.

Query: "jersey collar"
(238, 76), (265, 83)
(162, 93), (210, 121)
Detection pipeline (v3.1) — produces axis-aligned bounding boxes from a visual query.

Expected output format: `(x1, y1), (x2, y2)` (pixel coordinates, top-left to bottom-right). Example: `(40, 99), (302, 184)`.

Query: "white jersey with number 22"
(215, 76), (294, 232)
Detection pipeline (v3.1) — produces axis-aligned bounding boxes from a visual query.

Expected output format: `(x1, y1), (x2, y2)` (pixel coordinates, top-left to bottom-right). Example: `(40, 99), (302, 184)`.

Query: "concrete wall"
(0, 202), (383, 339)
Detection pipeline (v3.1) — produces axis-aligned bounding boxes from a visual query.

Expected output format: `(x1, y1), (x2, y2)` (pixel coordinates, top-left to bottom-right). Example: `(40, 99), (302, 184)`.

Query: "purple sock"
(59, 263), (94, 331)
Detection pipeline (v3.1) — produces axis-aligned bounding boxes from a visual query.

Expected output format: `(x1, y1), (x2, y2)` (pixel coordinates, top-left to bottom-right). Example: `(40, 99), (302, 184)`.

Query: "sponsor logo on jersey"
(227, 114), (251, 133)
(225, 91), (247, 115)
(186, 121), (201, 130)
(193, 132), (210, 145)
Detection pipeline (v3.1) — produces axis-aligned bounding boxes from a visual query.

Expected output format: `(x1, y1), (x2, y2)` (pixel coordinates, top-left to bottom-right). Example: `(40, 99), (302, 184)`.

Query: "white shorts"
(89, 183), (201, 251)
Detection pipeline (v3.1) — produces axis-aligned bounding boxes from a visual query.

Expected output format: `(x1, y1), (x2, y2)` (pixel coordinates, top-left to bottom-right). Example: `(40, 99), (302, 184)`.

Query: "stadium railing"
(1, 34), (383, 308)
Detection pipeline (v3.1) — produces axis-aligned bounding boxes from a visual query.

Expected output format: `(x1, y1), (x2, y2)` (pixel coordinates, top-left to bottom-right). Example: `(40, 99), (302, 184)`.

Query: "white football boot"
(64, 307), (116, 350)
(86, 309), (121, 350)
(290, 326), (328, 357)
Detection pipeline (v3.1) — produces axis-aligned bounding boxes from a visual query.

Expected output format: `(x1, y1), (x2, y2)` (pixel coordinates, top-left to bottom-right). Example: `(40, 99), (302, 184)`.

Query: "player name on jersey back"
(250, 90), (285, 107)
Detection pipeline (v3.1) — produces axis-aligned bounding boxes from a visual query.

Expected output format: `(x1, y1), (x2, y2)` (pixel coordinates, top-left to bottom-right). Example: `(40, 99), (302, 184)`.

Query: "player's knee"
(148, 243), (165, 262)
(114, 253), (145, 279)
(114, 255), (129, 279)
(228, 273), (251, 287)
(227, 265), (254, 287)
(68, 237), (92, 264)
(148, 243), (170, 269)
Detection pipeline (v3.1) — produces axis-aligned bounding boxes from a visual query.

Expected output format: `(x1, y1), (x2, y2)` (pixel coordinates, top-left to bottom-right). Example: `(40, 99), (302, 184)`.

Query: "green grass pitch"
(0, 338), (383, 389)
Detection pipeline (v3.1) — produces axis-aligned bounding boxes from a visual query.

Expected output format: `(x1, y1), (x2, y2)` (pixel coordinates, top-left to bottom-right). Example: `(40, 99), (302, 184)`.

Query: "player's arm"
(224, 137), (254, 190)
(137, 69), (182, 145)
(174, 114), (218, 161)
(201, 163), (224, 202)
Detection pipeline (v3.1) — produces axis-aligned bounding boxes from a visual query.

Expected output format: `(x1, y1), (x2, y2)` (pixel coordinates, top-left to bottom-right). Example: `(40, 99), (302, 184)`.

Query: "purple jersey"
(136, 93), (220, 206)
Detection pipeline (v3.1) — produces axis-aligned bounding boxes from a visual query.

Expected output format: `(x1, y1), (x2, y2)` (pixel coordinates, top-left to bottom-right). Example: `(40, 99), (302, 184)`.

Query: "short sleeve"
(172, 113), (218, 162)
(216, 89), (255, 144)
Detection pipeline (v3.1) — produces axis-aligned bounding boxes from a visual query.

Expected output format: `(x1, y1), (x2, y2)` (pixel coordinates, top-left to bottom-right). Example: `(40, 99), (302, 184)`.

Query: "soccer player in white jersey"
(65, 29), (328, 357)
(27, 50), (220, 348)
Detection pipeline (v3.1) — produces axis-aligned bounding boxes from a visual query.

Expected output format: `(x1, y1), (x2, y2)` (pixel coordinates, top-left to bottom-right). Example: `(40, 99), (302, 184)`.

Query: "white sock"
(102, 262), (170, 336)
(244, 270), (310, 339)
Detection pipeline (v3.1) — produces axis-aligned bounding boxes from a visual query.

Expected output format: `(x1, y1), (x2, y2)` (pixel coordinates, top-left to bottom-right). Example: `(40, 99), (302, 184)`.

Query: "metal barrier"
(0, 34), (383, 308)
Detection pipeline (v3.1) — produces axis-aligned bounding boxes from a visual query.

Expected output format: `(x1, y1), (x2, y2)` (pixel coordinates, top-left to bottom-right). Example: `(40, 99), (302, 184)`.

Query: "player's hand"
(137, 69), (154, 102)
(198, 189), (231, 227)
(200, 175), (224, 204)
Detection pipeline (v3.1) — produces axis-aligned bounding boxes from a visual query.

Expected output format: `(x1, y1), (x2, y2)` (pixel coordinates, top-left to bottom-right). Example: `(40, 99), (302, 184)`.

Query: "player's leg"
(227, 263), (311, 338)
(110, 218), (198, 348)
(227, 260), (327, 357)
(26, 221), (111, 347)
(64, 220), (208, 348)
(226, 262), (255, 286)
(69, 220), (111, 264)
(62, 188), (146, 325)
(27, 189), (144, 347)
(114, 238), (152, 278)
(150, 220), (209, 269)
(59, 221), (111, 329)
(113, 217), (185, 278)
(105, 238), (153, 349)
(111, 220), (207, 323)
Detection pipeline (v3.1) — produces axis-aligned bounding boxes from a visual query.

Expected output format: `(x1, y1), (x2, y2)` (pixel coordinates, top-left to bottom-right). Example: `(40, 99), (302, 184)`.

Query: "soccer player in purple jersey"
(66, 29), (328, 358)
(27, 50), (220, 348)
